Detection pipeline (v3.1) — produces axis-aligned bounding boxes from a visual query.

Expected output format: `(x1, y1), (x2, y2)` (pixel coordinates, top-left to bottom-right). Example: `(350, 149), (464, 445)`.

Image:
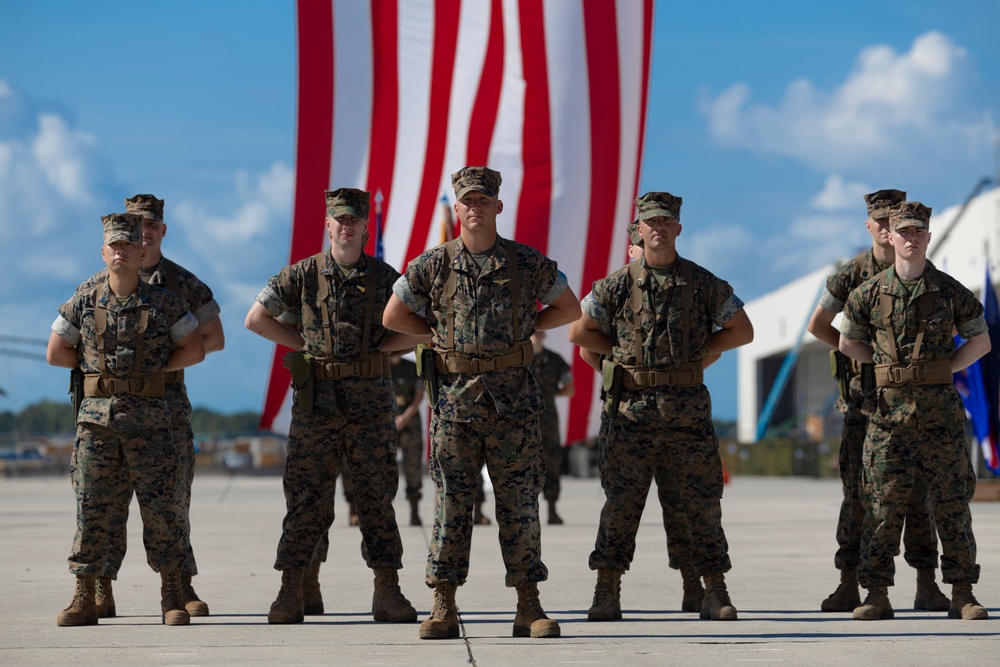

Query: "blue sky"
(1, 0), (998, 422)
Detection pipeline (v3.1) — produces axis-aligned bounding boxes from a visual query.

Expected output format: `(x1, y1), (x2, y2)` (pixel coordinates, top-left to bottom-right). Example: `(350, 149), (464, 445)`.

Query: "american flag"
(261, 0), (654, 441)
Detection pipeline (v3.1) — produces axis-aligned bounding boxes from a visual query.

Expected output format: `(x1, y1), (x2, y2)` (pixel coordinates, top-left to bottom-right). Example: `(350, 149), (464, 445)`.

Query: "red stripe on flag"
(365, 0), (400, 261)
(466, 0), (504, 166)
(513, 0), (552, 255)
(403, 0), (463, 266)
(566, 0), (622, 444)
(260, 0), (335, 431)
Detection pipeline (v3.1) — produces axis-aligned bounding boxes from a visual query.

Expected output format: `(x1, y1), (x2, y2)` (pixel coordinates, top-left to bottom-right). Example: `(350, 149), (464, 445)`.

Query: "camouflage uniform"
(393, 237), (568, 587)
(582, 255), (743, 576)
(530, 347), (571, 503)
(74, 259), (220, 580)
(842, 261), (985, 588)
(53, 278), (198, 576)
(392, 358), (424, 501)
(820, 249), (940, 574)
(256, 250), (404, 572)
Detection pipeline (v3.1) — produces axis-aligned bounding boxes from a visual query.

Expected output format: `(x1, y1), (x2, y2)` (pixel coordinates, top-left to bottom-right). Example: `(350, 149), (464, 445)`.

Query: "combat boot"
(701, 573), (738, 620)
(419, 582), (459, 639)
(853, 586), (894, 620)
(303, 561), (324, 615)
(513, 582), (560, 638)
(680, 567), (705, 612)
(948, 583), (988, 620)
(913, 569), (950, 611)
(160, 570), (192, 625)
(267, 569), (305, 624)
(473, 500), (491, 525)
(56, 574), (98, 627)
(372, 568), (417, 622)
(821, 569), (861, 612)
(180, 574), (209, 616)
(96, 576), (116, 618)
(587, 568), (622, 621)
(409, 497), (421, 526)
(547, 501), (563, 525)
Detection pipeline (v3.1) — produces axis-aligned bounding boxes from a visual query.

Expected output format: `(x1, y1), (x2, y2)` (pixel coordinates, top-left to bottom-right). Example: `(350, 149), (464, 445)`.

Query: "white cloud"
(32, 114), (103, 204)
(700, 31), (996, 174)
(810, 175), (870, 211)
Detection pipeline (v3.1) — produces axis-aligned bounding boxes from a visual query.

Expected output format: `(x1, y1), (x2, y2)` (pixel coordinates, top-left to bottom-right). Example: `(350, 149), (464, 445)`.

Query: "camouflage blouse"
(393, 237), (567, 422)
(256, 251), (400, 418)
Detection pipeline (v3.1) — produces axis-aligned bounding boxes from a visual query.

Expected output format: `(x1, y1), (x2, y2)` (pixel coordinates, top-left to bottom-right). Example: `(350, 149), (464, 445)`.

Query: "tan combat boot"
(587, 568), (622, 621)
(180, 574), (209, 616)
(948, 583), (988, 620)
(96, 576), (116, 618)
(547, 501), (563, 525)
(56, 574), (98, 627)
(853, 585), (894, 620)
(160, 570), (192, 625)
(680, 567), (705, 613)
(303, 561), (324, 615)
(821, 569), (861, 612)
(267, 568), (305, 624)
(701, 573), (738, 620)
(513, 582), (560, 638)
(372, 568), (417, 622)
(913, 569), (950, 611)
(419, 582), (460, 639)
(409, 497), (422, 526)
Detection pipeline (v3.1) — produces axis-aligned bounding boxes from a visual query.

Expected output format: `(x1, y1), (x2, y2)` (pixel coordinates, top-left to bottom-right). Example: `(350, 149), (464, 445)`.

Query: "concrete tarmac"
(2, 473), (998, 666)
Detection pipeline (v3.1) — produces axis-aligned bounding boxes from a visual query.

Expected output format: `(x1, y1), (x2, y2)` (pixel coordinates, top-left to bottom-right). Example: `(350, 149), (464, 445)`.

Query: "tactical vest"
(82, 285), (166, 398)
(620, 258), (703, 389)
(310, 251), (389, 380)
(431, 238), (533, 374)
(873, 272), (952, 387)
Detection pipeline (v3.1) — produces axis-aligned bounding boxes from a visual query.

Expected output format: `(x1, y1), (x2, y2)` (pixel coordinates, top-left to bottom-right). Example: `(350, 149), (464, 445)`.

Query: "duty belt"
(312, 352), (390, 381)
(433, 340), (533, 375)
(83, 372), (166, 398)
(163, 370), (184, 383)
(874, 360), (952, 387)
(621, 363), (703, 390)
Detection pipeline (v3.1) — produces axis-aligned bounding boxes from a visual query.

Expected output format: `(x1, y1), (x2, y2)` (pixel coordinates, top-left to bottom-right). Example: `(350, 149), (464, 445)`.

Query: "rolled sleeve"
(957, 315), (988, 341)
(192, 299), (221, 327)
(169, 312), (200, 343)
(256, 285), (287, 317)
(818, 289), (845, 314)
(713, 294), (745, 328)
(392, 275), (427, 313)
(581, 292), (614, 337)
(539, 270), (569, 305)
(51, 315), (80, 346)
(839, 316), (869, 342)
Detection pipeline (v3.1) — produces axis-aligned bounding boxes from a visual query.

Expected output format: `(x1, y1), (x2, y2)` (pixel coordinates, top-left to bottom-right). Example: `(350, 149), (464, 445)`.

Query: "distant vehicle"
(223, 452), (252, 470)
(0, 447), (55, 476)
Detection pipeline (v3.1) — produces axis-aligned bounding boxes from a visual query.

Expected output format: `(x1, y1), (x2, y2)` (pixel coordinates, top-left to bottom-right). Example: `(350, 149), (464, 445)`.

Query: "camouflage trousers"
(426, 413), (548, 588)
(69, 423), (184, 575)
(834, 399), (939, 573)
(859, 408), (979, 588)
(590, 389), (731, 576)
(275, 404), (403, 571)
(398, 420), (424, 501)
(540, 411), (562, 502)
(597, 412), (696, 571)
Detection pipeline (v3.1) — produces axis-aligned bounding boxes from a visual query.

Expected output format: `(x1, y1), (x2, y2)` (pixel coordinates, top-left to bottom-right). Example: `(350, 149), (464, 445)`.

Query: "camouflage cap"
(889, 201), (932, 231)
(863, 189), (906, 219)
(124, 193), (165, 222)
(451, 166), (502, 200)
(101, 213), (143, 245)
(626, 219), (643, 246)
(325, 188), (370, 219)
(635, 191), (682, 221)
